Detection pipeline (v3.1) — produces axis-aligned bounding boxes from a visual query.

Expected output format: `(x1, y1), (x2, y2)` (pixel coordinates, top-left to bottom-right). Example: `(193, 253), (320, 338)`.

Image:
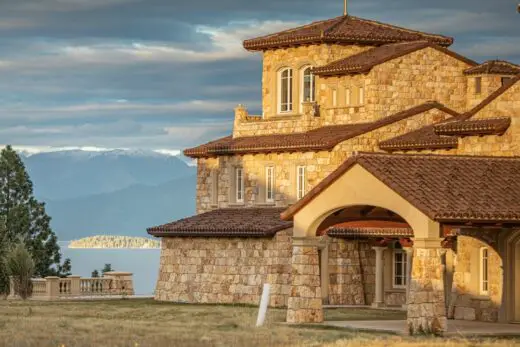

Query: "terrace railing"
(8, 271), (134, 300)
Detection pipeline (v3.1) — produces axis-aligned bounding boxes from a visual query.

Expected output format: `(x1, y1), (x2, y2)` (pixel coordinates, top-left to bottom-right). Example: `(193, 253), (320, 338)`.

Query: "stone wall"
(196, 107), (454, 213)
(155, 229), (293, 307)
(448, 236), (502, 322)
(328, 238), (375, 305)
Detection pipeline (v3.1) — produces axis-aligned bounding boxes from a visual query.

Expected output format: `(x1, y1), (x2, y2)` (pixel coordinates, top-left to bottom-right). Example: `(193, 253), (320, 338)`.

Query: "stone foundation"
(287, 239), (323, 323)
(407, 247), (447, 335)
(155, 229), (292, 307)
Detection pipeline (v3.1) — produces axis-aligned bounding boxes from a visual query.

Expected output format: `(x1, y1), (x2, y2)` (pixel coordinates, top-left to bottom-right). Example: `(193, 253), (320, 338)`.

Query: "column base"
(371, 302), (386, 309)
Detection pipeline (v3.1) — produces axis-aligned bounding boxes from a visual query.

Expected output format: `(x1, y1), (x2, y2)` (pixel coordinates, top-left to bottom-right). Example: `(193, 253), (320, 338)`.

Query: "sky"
(0, 0), (518, 154)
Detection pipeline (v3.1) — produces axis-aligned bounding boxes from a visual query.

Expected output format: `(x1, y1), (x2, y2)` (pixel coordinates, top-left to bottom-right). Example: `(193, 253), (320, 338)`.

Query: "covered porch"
(280, 152), (520, 335)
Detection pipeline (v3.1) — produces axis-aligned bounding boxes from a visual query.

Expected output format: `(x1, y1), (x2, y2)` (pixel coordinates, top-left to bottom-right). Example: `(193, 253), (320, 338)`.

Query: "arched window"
(301, 67), (315, 103)
(278, 68), (293, 113)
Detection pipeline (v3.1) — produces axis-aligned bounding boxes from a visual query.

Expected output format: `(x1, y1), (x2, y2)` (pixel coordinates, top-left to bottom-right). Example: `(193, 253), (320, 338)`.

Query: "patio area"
(323, 319), (520, 337)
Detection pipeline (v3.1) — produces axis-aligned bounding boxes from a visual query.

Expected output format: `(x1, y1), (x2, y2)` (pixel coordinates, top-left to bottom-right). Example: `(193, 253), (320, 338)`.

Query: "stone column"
(407, 239), (447, 336)
(319, 239), (329, 304)
(287, 237), (323, 324)
(404, 247), (414, 309)
(372, 246), (385, 308)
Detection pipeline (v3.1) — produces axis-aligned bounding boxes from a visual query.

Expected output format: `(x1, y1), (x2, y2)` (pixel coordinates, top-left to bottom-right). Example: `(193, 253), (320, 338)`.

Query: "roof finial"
(344, 0), (348, 15)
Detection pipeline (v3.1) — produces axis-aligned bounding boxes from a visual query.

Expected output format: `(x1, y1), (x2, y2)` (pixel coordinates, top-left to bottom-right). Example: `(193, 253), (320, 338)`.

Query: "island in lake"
(69, 235), (161, 249)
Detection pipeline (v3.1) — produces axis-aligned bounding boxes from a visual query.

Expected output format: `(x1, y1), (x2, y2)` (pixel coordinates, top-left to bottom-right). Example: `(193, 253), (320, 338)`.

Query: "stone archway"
(284, 163), (448, 335)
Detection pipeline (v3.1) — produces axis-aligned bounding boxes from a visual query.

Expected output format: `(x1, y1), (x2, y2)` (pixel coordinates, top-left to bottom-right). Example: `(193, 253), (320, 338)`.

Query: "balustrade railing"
(8, 272), (134, 300)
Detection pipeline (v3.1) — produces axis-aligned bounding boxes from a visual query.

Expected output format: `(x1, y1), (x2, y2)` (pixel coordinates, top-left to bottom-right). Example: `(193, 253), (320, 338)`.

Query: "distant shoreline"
(67, 236), (161, 249)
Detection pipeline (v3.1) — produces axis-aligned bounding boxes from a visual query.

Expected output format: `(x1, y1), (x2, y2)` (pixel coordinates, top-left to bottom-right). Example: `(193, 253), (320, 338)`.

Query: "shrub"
(6, 242), (35, 300)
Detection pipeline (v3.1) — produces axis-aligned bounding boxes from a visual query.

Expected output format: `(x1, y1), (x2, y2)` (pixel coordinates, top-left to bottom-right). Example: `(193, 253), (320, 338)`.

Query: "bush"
(6, 242), (35, 300)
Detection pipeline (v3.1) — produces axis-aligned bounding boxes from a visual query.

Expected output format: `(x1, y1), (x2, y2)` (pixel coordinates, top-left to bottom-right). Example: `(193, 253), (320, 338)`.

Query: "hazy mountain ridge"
(18, 149), (197, 240)
(69, 235), (161, 249)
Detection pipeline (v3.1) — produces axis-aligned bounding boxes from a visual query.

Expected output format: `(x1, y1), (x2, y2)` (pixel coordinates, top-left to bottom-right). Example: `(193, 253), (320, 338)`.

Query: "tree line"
(0, 145), (71, 298)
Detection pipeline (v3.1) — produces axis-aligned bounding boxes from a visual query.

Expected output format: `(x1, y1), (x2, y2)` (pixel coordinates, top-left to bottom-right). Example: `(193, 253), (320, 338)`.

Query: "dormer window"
(301, 67), (315, 103)
(278, 68), (293, 113)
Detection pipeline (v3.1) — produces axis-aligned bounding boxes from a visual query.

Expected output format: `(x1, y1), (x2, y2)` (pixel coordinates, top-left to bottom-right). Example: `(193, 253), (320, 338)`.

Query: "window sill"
(385, 288), (406, 293)
(227, 203), (245, 207)
(255, 202), (276, 207)
(270, 114), (302, 120)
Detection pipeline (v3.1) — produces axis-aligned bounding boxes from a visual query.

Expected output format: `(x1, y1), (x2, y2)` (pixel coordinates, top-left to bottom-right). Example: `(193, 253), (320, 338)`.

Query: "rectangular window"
(279, 69), (293, 113)
(210, 170), (218, 206)
(265, 166), (275, 203)
(502, 77), (512, 87)
(475, 77), (482, 94)
(296, 166), (306, 200)
(359, 87), (364, 105)
(393, 249), (408, 288)
(480, 247), (489, 295)
(345, 88), (351, 106)
(332, 89), (337, 107)
(235, 167), (244, 203)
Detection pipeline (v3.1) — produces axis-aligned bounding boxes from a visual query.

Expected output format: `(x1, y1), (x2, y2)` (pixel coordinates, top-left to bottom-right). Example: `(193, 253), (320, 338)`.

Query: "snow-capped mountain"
(14, 147), (197, 239)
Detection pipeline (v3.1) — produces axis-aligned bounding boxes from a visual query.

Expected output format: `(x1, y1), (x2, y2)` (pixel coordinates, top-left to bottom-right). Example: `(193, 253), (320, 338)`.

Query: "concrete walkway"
(324, 320), (520, 337)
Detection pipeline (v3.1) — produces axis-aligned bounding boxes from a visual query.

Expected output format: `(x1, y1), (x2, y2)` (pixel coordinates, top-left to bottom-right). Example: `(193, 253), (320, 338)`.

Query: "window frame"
(480, 247), (489, 295)
(265, 166), (275, 203)
(392, 248), (408, 289)
(235, 167), (244, 203)
(301, 66), (316, 104)
(358, 86), (365, 105)
(475, 77), (482, 94)
(210, 169), (219, 206)
(296, 166), (306, 200)
(501, 76), (512, 87)
(278, 68), (293, 114)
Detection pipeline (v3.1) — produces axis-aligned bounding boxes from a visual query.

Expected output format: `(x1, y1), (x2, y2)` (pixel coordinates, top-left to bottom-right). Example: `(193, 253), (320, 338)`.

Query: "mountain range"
(19, 149), (197, 240)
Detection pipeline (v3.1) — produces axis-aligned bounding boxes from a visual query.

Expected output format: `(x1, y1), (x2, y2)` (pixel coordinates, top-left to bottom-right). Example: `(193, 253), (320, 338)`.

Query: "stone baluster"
(372, 246), (386, 308)
(287, 237), (323, 323)
(406, 238), (447, 336)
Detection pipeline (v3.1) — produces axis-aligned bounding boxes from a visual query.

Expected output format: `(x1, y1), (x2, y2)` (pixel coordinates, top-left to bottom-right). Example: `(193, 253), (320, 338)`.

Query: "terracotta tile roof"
(327, 221), (413, 238)
(313, 41), (476, 76)
(378, 123), (459, 152)
(147, 208), (292, 238)
(282, 152), (520, 224)
(184, 102), (457, 158)
(464, 60), (520, 75)
(243, 15), (453, 51)
(434, 117), (511, 136)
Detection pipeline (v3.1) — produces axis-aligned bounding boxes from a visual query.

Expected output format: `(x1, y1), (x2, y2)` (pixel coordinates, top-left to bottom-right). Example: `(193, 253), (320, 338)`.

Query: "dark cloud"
(0, 0), (518, 151)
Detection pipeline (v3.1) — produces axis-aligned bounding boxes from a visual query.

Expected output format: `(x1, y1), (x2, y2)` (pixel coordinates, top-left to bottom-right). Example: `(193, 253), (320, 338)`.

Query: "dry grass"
(0, 299), (518, 347)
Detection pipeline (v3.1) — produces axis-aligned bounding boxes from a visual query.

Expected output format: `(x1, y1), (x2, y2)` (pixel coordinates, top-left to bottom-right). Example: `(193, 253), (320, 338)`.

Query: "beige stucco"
(291, 164), (439, 239)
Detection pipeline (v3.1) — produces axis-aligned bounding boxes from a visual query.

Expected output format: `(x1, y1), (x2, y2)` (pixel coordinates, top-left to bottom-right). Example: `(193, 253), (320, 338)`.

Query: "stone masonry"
(286, 238), (323, 323)
(155, 229), (292, 307)
(407, 247), (447, 335)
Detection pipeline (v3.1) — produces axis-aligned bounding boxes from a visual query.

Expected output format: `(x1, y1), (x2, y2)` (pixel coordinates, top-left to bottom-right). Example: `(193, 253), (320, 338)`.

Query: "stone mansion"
(147, 13), (520, 335)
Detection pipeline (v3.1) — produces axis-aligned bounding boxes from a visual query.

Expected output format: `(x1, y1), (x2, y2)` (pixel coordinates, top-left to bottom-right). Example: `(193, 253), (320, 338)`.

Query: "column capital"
(411, 238), (444, 249)
(371, 246), (386, 253)
(293, 237), (327, 249)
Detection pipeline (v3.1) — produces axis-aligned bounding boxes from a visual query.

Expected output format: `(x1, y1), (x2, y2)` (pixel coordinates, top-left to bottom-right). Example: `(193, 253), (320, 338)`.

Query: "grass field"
(0, 299), (519, 347)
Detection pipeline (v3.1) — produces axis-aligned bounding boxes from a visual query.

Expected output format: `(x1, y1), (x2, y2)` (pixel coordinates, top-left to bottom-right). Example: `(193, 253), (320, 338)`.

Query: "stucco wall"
(155, 229), (293, 307)
(449, 236), (502, 322)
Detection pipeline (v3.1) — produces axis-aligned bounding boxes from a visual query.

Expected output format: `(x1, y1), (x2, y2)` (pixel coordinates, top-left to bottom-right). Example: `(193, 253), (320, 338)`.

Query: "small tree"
(101, 264), (113, 275)
(91, 270), (99, 278)
(6, 242), (34, 300)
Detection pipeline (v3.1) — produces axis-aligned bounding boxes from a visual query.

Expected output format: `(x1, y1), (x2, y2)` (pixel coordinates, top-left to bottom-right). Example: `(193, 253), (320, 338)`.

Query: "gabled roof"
(464, 60), (520, 76)
(184, 102), (458, 158)
(379, 75), (520, 152)
(313, 41), (476, 76)
(243, 15), (453, 51)
(147, 208), (292, 238)
(281, 152), (520, 224)
(434, 117), (511, 136)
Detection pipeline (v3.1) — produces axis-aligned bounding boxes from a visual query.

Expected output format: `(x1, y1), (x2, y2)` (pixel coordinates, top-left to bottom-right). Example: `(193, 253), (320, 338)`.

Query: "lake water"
(59, 241), (161, 295)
